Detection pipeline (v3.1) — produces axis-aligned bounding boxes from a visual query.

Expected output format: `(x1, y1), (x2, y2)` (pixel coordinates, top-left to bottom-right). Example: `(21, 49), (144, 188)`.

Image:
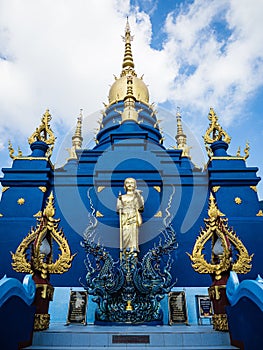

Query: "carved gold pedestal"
(212, 314), (228, 332)
(208, 284), (229, 331)
(34, 313), (50, 331)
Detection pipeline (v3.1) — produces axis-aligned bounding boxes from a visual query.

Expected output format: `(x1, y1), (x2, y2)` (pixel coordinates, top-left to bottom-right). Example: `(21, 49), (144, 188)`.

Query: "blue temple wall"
(0, 123), (262, 288)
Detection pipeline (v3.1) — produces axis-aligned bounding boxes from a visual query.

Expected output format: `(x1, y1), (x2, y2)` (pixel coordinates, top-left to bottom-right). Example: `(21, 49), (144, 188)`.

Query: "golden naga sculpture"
(188, 193), (253, 280)
(203, 108), (231, 146)
(11, 191), (75, 279)
(8, 140), (23, 160)
(28, 109), (56, 157)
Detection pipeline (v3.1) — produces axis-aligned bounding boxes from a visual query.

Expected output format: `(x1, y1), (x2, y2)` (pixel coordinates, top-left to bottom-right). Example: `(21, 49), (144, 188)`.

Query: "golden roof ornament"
(11, 191), (75, 279)
(108, 19), (149, 106)
(28, 109), (56, 157)
(203, 108), (231, 145)
(187, 193), (253, 280)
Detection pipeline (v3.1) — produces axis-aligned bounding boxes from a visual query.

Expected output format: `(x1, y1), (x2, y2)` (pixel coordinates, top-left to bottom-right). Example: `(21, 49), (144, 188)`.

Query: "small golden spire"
(174, 107), (190, 157)
(121, 17), (135, 75)
(72, 109), (83, 150)
(66, 110), (83, 160)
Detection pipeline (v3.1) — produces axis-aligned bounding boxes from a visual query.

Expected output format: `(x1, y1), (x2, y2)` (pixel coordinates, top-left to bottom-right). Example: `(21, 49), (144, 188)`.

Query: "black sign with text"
(168, 291), (188, 325)
(66, 290), (88, 325)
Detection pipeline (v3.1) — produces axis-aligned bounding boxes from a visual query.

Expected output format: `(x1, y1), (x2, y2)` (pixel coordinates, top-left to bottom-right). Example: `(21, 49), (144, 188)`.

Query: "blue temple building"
(0, 20), (262, 296)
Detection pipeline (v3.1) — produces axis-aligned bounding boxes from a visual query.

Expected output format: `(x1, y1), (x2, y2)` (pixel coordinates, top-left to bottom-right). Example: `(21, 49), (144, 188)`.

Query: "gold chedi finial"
(173, 107), (190, 157)
(187, 192), (253, 280)
(108, 19), (149, 106)
(121, 17), (135, 74)
(203, 108), (231, 145)
(67, 110), (83, 160)
(28, 109), (56, 157)
(72, 109), (83, 149)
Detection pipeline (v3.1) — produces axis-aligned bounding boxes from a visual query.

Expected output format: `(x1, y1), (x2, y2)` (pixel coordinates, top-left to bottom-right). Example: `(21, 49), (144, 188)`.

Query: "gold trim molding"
(153, 186), (161, 193)
(2, 186), (10, 193)
(96, 210), (104, 217)
(250, 186), (257, 193)
(97, 186), (105, 193)
(212, 186), (220, 193)
(39, 186), (47, 193)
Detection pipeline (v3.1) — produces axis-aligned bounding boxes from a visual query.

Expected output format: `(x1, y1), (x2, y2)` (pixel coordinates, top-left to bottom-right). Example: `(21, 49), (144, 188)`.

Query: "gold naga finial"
(28, 109), (56, 157)
(203, 108), (231, 145)
(67, 110), (83, 160)
(8, 140), (23, 160)
(236, 141), (250, 160)
(173, 107), (191, 157)
(11, 191), (75, 279)
(187, 192), (253, 280)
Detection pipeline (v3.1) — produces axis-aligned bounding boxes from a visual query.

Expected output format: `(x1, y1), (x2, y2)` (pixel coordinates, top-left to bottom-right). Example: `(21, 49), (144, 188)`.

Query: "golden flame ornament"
(11, 191), (75, 279)
(187, 193), (253, 280)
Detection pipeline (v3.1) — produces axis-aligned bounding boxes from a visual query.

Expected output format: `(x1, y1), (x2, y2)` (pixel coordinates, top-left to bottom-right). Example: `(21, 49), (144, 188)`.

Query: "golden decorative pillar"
(188, 193), (253, 331)
(11, 192), (75, 330)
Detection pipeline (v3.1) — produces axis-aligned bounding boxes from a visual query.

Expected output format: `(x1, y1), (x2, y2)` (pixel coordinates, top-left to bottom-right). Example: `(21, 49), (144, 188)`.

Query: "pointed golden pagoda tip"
(176, 106), (181, 117)
(121, 16), (134, 72)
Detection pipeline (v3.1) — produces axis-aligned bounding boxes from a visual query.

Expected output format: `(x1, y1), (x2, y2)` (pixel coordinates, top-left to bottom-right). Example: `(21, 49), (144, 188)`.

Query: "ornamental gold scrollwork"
(203, 108), (231, 145)
(28, 109), (55, 158)
(187, 193), (253, 280)
(11, 191), (75, 279)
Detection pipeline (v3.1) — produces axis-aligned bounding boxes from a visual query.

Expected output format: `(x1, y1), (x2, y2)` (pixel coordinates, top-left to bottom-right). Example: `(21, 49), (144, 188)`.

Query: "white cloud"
(161, 0), (263, 126)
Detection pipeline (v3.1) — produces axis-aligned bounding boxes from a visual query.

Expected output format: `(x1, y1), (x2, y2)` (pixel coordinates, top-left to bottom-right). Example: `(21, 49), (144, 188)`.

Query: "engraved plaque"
(168, 291), (188, 325)
(66, 290), (88, 325)
(196, 295), (213, 321)
(112, 335), (150, 344)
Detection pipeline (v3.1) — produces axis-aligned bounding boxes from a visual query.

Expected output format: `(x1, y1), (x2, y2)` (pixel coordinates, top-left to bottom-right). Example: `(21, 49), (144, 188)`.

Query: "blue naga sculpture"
(81, 216), (177, 324)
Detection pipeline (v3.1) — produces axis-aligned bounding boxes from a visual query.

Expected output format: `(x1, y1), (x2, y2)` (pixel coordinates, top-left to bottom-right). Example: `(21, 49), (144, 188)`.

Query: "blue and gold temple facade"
(0, 20), (262, 292)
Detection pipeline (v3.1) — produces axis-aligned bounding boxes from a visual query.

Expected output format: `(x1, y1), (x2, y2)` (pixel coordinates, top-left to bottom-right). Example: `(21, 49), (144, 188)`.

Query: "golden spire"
(66, 110), (83, 160)
(72, 109), (83, 150)
(174, 107), (190, 157)
(108, 19), (149, 105)
(121, 18), (135, 76)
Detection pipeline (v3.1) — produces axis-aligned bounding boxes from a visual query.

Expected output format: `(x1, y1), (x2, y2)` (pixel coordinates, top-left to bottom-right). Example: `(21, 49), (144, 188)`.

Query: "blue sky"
(0, 0), (263, 198)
